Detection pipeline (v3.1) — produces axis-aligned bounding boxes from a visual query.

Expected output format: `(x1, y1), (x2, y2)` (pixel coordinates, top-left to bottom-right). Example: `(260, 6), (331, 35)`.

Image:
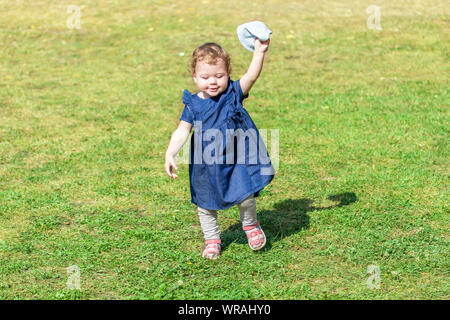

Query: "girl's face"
(193, 59), (229, 98)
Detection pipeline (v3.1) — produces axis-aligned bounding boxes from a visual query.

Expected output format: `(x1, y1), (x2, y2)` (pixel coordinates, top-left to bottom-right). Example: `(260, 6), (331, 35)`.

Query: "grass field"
(0, 0), (448, 299)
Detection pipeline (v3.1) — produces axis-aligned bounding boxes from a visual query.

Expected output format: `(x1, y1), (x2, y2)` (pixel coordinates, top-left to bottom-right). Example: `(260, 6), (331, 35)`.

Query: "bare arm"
(165, 120), (192, 179)
(239, 38), (270, 96)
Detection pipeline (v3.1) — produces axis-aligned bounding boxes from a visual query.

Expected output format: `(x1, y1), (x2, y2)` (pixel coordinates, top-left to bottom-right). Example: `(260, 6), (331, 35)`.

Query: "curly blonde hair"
(190, 42), (232, 76)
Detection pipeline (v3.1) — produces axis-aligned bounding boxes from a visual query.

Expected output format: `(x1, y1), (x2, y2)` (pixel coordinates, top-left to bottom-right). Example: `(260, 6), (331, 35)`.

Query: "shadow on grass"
(220, 192), (358, 253)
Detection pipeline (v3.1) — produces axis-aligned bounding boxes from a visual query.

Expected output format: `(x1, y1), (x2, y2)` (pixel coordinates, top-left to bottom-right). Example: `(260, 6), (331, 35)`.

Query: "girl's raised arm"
(239, 38), (270, 96)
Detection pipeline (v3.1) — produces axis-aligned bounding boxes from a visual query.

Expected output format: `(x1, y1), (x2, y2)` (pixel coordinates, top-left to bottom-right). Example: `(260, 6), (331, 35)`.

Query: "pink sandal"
(243, 222), (266, 251)
(202, 239), (221, 260)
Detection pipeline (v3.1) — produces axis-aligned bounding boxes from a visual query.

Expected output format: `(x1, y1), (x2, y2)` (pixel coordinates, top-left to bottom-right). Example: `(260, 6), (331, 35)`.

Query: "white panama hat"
(236, 21), (272, 52)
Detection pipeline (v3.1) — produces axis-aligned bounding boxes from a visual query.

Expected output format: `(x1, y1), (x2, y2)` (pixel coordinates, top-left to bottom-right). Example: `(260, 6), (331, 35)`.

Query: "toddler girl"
(164, 40), (275, 259)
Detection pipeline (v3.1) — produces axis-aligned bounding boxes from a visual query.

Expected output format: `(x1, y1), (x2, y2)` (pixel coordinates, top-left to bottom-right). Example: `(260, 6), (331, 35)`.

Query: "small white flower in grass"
(178, 52), (185, 56)
(177, 280), (184, 286)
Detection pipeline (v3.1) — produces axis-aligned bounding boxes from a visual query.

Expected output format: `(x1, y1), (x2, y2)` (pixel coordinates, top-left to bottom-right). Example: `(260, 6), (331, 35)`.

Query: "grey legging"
(197, 194), (257, 241)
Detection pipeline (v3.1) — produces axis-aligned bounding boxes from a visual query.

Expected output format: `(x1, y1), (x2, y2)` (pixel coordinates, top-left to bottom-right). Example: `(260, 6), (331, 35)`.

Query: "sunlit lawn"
(0, 0), (448, 299)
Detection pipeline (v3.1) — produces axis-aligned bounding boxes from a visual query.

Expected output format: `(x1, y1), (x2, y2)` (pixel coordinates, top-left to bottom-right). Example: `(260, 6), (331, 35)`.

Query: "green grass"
(0, 0), (448, 299)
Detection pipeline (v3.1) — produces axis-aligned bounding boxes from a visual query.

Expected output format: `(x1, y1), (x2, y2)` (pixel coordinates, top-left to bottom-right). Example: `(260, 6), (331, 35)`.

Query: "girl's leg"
(197, 206), (220, 240)
(237, 195), (257, 227)
(197, 206), (221, 259)
(238, 195), (266, 250)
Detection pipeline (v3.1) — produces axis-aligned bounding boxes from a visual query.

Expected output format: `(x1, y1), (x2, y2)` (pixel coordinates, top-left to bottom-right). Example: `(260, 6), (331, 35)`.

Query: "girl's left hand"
(255, 38), (270, 53)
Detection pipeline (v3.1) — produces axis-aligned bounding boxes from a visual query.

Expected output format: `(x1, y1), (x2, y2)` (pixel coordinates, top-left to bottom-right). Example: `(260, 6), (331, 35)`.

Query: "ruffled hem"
(191, 174), (274, 211)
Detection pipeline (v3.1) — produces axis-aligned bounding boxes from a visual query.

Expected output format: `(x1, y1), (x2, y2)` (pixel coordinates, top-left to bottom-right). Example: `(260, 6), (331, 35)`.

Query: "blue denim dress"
(179, 77), (275, 210)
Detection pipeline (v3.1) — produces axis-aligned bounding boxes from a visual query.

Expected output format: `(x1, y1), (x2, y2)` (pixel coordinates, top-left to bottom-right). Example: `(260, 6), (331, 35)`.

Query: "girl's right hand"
(255, 38), (270, 53)
(165, 155), (178, 179)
